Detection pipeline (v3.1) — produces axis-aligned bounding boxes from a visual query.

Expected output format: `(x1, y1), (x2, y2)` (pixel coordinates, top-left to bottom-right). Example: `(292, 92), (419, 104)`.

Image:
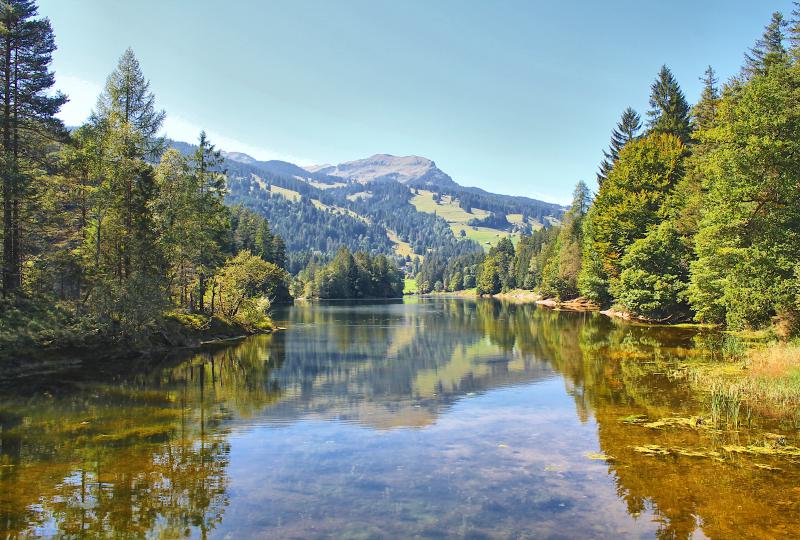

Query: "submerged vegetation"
(406, 7), (800, 413)
(686, 339), (800, 424)
(4, 299), (800, 538)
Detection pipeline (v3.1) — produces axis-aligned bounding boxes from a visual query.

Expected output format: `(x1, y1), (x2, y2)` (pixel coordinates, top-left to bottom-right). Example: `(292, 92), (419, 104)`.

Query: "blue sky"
(39, 0), (793, 203)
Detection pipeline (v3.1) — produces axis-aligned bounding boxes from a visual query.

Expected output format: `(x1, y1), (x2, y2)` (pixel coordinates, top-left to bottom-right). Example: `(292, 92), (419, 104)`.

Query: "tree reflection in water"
(1, 299), (799, 539)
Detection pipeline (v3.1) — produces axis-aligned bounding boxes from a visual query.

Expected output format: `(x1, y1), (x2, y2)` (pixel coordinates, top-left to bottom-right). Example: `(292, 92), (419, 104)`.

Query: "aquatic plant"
(709, 382), (751, 428)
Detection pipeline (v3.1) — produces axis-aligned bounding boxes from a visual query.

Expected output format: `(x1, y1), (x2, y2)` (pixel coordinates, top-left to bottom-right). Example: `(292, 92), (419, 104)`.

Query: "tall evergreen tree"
(689, 55), (800, 329)
(190, 130), (228, 312)
(540, 181), (591, 299)
(647, 65), (692, 144)
(597, 107), (642, 184)
(0, 0), (66, 295)
(80, 49), (167, 334)
(692, 66), (719, 132)
(270, 234), (286, 269)
(93, 48), (165, 159)
(789, 2), (800, 61)
(255, 218), (273, 262)
(744, 11), (788, 78)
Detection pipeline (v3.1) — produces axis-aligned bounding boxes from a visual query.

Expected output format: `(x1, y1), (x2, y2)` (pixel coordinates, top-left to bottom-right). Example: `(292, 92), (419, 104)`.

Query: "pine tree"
(744, 11), (787, 78)
(540, 181), (591, 299)
(692, 66), (719, 132)
(647, 66), (692, 144)
(0, 0), (66, 295)
(271, 235), (286, 269)
(89, 49), (166, 281)
(93, 48), (165, 159)
(193, 130), (225, 195)
(79, 49), (167, 334)
(151, 149), (196, 306)
(255, 218), (273, 262)
(597, 107), (642, 184)
(596, 159), (613, 186)
(190, 130), (228, 312)
(790, 2), (800, 61)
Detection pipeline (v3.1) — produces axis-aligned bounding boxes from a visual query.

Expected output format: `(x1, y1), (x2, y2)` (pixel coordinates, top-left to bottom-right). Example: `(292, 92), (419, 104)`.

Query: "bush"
(209, 251), (290, 326)
(610, 221), (691, 320)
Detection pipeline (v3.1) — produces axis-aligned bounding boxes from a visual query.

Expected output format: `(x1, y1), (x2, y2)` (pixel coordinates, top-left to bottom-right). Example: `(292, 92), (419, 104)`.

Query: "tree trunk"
(198, 270), (206, 313)
(10, 44), (20, 291)
(1, 27), (14, 295)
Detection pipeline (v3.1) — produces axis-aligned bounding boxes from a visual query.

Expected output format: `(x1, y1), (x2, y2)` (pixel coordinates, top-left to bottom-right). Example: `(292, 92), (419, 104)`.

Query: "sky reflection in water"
(1, 299), (798, 539)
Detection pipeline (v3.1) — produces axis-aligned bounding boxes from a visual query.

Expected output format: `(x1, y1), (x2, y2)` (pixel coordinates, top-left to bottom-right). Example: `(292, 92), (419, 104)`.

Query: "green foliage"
(647, 65), (692, 143)
(93, 47), (166, 159)
(211, 251), (289, 328)
(791, 2), (800, 62)
(297, 246), (404, 299)
(1, 0), (67, 294)
(476, 255), (501, 295)
(744, 12), (788, 78)
(597, 107), (642, 184)
(693, 66), (720, 132)
(540, 181), (591, 299)
(577, 208), (610, 305)
(1, 43), (290, 353)
(474, 236), (515, 295)
(688, 59), (800, 330)
(610, 221), (691, 320)
(581, 133), (687, 306)
(447, 271), (463, 292)
(228, 205), (286, 268)
(0, 296), (98, 353)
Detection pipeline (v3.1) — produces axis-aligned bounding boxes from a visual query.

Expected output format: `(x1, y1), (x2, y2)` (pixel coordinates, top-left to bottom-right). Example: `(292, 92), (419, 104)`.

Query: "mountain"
(222, 150), (344, 186)
(168, 139), (564, 273)
(307, 154), (459, 189)
(221, 151), (258, 165)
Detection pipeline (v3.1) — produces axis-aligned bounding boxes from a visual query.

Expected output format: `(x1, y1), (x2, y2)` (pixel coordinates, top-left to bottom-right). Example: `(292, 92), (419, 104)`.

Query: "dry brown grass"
(687, 341), (800, 425)
(747, 343), (800, 379)
(742, 343), (800, 411)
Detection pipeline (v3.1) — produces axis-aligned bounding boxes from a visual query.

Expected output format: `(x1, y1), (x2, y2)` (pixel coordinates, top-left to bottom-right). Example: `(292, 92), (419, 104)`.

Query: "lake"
(1, 298), (799, 539)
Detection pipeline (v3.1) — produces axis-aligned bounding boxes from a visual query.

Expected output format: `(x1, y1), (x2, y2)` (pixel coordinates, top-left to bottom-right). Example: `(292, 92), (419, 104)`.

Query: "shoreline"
(0, 313), (278, 369)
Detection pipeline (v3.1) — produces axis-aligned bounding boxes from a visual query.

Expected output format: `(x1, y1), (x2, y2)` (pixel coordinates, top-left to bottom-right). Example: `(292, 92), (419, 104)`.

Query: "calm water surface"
(1, 299), (799, 539)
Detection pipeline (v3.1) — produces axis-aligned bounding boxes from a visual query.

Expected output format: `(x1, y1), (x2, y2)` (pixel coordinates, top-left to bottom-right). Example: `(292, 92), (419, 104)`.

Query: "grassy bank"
(419, 288), (477, 298)
(403, 277), (419, 295)
(0, 298), (275, 362)
(684, 339), (800, 425)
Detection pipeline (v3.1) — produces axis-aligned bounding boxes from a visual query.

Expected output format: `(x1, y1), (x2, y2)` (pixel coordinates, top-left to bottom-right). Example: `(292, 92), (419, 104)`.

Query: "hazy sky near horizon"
(40, 0), (793, 203)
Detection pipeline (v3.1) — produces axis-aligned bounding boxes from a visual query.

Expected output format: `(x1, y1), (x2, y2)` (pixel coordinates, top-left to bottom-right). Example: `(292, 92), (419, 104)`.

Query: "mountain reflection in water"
(1, 298), (799, 539)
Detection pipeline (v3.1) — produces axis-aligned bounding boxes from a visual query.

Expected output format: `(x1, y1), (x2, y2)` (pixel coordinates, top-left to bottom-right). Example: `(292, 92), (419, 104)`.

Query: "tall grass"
(709, 382), (750, 428)
(698, 342), (800, 424)
(744, 343), (800, 409)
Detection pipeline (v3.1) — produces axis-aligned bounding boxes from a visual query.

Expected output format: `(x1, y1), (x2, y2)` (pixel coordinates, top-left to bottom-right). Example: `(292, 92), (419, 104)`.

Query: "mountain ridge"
(169, 138), (564, 272)
(305, 154), (459, 189)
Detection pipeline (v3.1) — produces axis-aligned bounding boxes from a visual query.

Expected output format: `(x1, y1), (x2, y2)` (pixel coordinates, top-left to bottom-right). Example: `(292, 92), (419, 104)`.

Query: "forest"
(419, 7), (800, 338)
(2, 0), (800, 357)
(0, 2), (308, 353)
(292, 246), (404, 300)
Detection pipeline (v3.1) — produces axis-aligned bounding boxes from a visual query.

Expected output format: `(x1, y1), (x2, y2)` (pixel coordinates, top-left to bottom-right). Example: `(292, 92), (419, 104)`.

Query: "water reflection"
(0, 299), (798, 539)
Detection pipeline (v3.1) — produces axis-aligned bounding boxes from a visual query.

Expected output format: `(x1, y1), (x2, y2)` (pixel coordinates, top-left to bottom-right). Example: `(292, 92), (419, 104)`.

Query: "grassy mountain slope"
(169, 139), (564, 270)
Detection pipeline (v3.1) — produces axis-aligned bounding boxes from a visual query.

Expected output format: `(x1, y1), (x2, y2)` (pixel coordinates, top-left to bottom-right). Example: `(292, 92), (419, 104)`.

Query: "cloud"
(54, 73), (315, 166)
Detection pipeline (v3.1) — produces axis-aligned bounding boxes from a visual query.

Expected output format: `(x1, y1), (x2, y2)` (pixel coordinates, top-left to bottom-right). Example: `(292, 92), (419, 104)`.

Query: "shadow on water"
(0, 298), (798, 538)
